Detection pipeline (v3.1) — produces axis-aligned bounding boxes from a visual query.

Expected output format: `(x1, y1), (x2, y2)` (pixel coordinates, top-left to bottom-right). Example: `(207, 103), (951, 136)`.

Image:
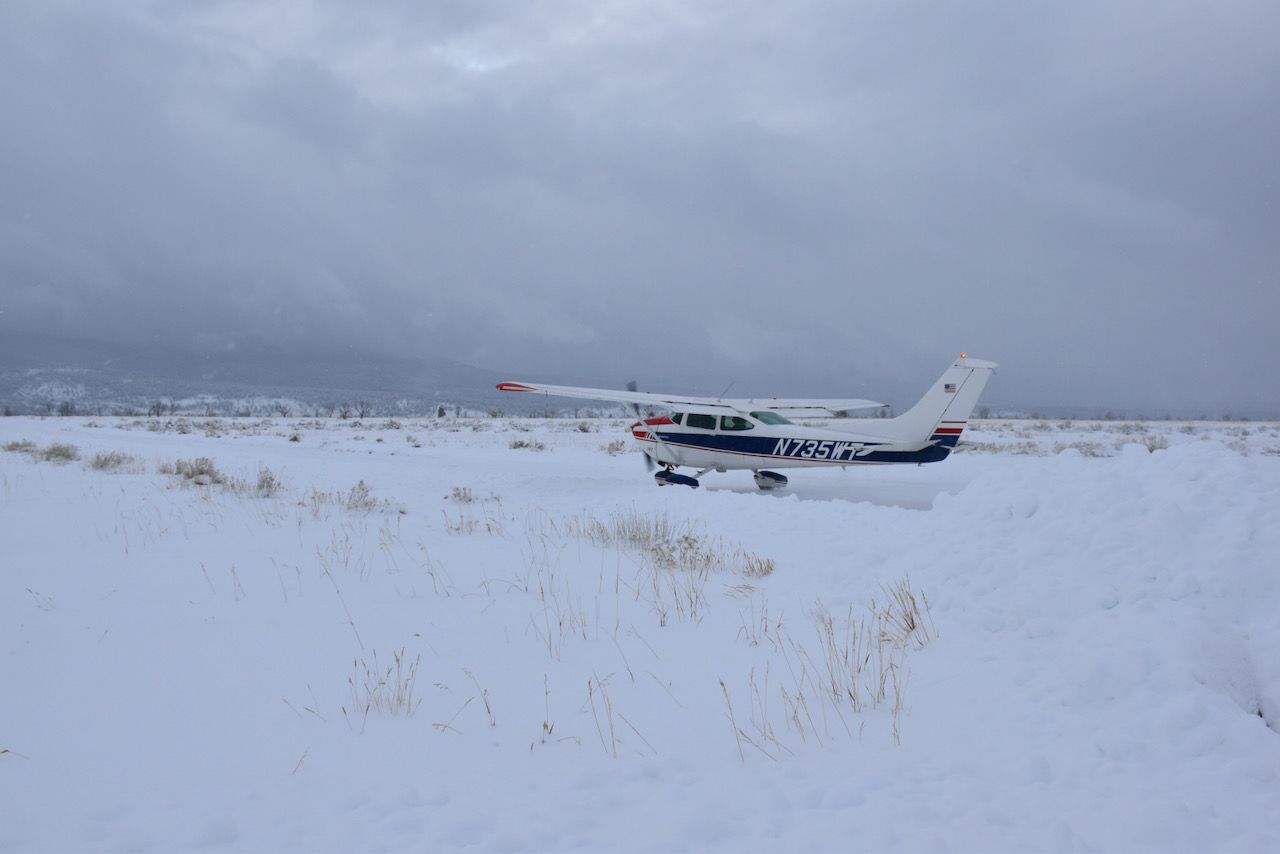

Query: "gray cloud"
(1, 0), (1277, 413)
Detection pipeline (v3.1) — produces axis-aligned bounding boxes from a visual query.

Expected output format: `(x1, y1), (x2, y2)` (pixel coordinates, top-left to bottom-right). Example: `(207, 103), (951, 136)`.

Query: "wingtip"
(496, 381), (536, 393)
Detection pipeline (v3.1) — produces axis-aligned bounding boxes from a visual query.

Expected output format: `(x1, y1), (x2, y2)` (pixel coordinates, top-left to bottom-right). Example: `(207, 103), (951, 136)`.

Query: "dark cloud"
(1, 0), (1277, 413)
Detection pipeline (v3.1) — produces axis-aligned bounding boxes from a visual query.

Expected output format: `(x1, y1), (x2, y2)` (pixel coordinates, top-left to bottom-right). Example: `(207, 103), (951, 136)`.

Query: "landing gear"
(753, 470), (788, 491)
(655, 470), (700, 488)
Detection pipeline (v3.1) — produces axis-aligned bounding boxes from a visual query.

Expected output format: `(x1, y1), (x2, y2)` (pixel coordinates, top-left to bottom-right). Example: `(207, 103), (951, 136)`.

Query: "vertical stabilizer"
(854, 356), (997, 445)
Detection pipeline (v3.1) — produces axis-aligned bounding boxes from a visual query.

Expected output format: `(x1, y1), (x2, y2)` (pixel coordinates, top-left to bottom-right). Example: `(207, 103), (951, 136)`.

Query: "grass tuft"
(40, 442), (80, 463)
(161, 456), (225, 484)
(256, 466), (283, 496)
(88, 450), (143, 473)
(342, 648), (421, 731)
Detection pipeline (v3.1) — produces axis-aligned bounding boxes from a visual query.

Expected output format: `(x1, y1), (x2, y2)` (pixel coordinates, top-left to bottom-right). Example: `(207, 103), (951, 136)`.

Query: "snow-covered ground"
(3, 415), (1279, 852)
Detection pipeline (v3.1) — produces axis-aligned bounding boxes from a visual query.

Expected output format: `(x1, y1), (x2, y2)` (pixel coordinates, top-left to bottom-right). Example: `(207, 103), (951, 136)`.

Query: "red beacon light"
(959, 352), (967, 359)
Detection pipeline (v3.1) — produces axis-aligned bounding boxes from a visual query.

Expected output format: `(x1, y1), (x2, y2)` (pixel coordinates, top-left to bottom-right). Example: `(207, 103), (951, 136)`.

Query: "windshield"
(750, 411), (793, 425)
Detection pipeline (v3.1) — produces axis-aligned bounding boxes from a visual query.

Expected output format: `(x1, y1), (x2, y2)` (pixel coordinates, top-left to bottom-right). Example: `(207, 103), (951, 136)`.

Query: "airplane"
(497, 354), (997, 489)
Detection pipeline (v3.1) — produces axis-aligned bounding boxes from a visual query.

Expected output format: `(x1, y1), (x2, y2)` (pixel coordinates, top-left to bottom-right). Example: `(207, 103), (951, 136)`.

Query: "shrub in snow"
(304, 480), (395, 515)
(560, 509), (773, 580)
(742, 554), (776, 578)
(40, 443), (80, 463)
(345, 480), (376, 511)
(88, 451), (142, 472)
(161, 457), (225, 484)
(256, 466), (282, 496)
(1144, 434), (1170, 452)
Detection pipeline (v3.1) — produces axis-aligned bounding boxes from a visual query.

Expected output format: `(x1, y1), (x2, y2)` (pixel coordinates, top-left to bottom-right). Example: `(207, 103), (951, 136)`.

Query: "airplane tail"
(854, 355), (997, 448)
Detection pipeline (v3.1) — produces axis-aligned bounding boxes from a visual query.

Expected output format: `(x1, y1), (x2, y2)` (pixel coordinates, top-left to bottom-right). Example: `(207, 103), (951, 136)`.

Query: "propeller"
(626, 380), (656, 471)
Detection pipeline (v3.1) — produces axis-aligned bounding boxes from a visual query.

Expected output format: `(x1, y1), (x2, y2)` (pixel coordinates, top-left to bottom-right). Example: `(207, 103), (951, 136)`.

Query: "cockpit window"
(684, 413), (717, 430)
(750, 411), (793, 425)
(668, 412), (684, 425)
(720, 415), (754, 431)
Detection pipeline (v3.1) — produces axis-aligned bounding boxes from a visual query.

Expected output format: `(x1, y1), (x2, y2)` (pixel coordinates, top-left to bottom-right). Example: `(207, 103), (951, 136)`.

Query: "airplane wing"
(496, 381), (736, 415)
(724, 398), (888, 417)
(496, 382), (886, 417)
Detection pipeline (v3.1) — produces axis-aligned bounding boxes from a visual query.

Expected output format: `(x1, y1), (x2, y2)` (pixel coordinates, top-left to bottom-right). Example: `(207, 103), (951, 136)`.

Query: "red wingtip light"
(959, 352), (967, 359)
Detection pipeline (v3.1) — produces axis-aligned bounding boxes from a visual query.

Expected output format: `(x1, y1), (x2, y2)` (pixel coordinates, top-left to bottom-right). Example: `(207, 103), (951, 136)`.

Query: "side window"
(668, 412), (683, 425)
(720, 415), (754, 431)
(685, 413), (717, 430)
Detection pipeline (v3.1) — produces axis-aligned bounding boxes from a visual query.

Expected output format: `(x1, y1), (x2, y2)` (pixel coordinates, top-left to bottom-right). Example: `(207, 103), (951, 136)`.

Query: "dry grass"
(723, 575), (936, 758)
(509, 438), (546, 451)
(2, 439), (36, 453)
(305, 480), (395, 515)
(342, 648), (421, 732)
(742, 554), (776, 578)
(559, 509), (773, 579)
(39, 442), (80, 463)
(160, 456), (226, 484)
(513, 509), (778, 630)
(256, 466), (283, 496)
(88, 450), (144, 473)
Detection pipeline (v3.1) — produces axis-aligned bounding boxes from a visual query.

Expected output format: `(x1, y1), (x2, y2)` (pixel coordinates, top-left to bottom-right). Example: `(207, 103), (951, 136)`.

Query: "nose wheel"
(753, 470), (788, 490)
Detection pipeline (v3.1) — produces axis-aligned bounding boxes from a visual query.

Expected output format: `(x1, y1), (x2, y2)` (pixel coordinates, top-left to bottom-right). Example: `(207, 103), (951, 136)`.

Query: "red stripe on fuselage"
(631, 416), (672, 440)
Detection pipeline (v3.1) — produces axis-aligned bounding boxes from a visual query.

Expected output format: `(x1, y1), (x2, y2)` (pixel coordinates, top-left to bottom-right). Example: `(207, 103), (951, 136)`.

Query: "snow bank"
(1, 417), (1277, 852)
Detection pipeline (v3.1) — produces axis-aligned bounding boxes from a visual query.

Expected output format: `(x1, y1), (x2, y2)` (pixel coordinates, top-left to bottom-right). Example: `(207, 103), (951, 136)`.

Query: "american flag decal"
(944, 383), (957, 393)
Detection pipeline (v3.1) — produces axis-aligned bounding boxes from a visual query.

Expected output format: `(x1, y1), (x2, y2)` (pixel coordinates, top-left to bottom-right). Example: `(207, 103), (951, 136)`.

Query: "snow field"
(2, 416), (1279, 852)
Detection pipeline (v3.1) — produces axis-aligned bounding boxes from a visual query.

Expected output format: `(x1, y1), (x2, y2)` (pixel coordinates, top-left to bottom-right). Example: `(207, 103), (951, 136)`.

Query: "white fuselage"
(631, 415), (946, 471)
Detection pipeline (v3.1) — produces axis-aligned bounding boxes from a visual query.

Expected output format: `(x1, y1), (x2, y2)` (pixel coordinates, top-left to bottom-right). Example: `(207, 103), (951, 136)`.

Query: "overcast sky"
(1, 0), (1277, 413)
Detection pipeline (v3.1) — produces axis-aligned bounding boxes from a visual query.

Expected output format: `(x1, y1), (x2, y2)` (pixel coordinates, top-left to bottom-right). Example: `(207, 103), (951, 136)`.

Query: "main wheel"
(753, 470), (788, 490)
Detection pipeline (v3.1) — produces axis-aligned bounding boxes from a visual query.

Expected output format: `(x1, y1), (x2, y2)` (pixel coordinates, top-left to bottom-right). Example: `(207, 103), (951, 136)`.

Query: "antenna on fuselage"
(716, 380), (736, 401)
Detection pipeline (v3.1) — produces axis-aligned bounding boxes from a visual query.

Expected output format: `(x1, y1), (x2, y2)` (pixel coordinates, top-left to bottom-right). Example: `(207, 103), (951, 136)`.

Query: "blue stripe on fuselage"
(651, 432), (952, 465)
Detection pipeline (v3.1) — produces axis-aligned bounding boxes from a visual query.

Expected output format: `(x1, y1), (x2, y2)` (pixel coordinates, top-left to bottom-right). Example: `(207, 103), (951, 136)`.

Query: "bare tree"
(338, 402), (353, 420)
(274, 402), (292, 417)
(356, 400), (372, 419)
